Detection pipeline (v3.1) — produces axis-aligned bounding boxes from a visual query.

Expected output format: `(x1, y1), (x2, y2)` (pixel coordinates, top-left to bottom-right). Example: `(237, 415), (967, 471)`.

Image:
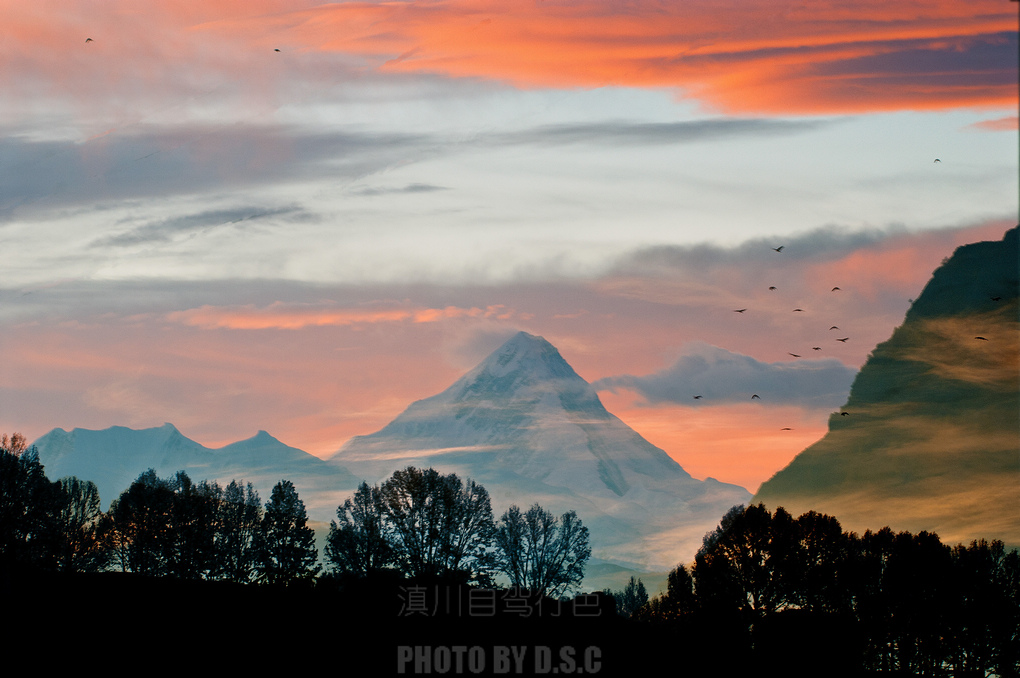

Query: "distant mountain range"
(32, 424), (361, 523)
(32, 332), (751, 572)
(754, 226), (1019, 548)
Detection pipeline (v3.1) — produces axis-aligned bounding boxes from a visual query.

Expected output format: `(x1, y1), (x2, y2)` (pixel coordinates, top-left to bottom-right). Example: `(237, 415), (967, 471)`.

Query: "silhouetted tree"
(324, 481), (394, 576)
(215, 480), (263, 583)
(443, 476), (496, 583)
(258, 480), (319, 585)
(0, 435), (62, 569)
(796, 510), (851, 613)
(53, 476), (112, 573)
(694, 503), (801, 617)
(645, 503), (1020, 674)
(110, 469), (176, 576)
(494, 503), (591, 598)
(110, 469), (222, 578)
(166, 472), (220, 579)
(665, 562), (697, 612)
(945, 539), (1020, 677)
(884, 530), (954, 674)
(641, 563), (697, 621)
(0, 433), (28, 456)
(380, 467), (495, 582)
(611, 576), (648, 617)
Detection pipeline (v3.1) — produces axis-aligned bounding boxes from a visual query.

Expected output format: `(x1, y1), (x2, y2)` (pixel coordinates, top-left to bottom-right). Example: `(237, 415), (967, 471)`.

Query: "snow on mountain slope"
(32, 423), (360, 519)
(331, 331), (751, 569)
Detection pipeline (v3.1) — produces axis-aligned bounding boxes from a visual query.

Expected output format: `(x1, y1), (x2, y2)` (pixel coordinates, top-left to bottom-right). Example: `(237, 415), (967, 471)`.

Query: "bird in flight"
(831, 287), (841, 292)
(274, 48), (281, 52)
(792, 308), (804, 312)
(840, 412), (850, 417)
(780, 427), (793, 431)
(769, 286), (777, 291)
(812, 347), (821, 351)
(975, 336), (988, 341)
(829, 326), (839, 330)
(991, 296), (1002, 301)
(693, 395), (703, 400)
(734, 309), (747, 313)
(751, 394), (760, 400)
(837, 337), (849, 343)
(772, 246), (784, 253)
(788, 353), (801, 358)
(934, 159), (941, 163)
(85, 37), (93, 43)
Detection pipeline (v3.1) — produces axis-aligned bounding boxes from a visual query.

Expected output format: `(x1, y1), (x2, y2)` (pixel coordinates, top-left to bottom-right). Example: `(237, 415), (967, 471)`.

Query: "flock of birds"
(741, 244), (851, 358)
(705, 239), (1006, 430)
(691, 243), (860, 430)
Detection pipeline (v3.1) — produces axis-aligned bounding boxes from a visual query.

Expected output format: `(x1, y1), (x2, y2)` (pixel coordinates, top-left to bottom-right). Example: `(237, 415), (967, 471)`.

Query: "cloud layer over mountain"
(595, 342), (857, 408)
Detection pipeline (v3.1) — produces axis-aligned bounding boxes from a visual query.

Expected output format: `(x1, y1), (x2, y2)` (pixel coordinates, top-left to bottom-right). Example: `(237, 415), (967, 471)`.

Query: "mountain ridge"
(753, 226), (1019, 547)
(32, 422), (361, 520)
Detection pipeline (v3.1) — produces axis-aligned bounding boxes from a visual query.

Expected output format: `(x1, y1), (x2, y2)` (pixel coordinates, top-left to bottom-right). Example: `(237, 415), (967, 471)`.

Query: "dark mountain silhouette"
(754, 226), (1019, 547)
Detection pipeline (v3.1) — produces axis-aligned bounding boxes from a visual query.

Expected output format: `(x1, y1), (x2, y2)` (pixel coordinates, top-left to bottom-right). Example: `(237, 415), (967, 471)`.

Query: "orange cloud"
(283, 0), (1018, 114)
(3, 0), (1014, 120)
(166, 302), (514, 329)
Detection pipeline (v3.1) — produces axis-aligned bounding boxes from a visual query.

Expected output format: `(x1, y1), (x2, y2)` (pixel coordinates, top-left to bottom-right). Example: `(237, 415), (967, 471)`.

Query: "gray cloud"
(352, 183), (448, 197)
(0, 116), (830, 221)
(91, 205), (307, 247)
(594, 342), (857, 408)
(489, 118), (830, 147)
(818, 32), (1017, 83)
(611, 223), (912, 273)
(0, 126), (431, 219)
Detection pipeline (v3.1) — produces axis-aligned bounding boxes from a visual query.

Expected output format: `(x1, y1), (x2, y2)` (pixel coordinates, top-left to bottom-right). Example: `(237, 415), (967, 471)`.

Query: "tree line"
(1, 433), (320, 584)
(0, 436), (591, 597)
(5, 433), (1018, 674)
(635, 503), (1020, 677)
(324, 467), (591, 597)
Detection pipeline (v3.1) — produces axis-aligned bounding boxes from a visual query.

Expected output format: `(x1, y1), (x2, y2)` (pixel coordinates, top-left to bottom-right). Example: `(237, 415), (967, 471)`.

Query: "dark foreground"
(7, 568), (887, 677)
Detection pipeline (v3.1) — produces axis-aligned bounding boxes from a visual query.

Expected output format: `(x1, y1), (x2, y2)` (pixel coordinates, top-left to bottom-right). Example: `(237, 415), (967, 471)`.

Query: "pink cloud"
(166, 303), (515, 330)
(965, 116), (1019, 131)
(803, 221), (1016, 303)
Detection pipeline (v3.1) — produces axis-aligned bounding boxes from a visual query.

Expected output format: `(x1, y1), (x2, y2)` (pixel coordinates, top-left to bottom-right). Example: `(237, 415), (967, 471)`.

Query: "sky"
(1, 0), (1017, 493)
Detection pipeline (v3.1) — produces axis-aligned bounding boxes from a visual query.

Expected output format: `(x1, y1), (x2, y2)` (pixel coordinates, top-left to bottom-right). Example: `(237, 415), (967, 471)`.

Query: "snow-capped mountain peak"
(331, 330), (750, 569)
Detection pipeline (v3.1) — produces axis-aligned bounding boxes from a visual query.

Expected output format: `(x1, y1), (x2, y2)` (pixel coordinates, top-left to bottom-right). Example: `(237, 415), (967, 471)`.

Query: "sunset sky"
(2, 0), (1017, 493)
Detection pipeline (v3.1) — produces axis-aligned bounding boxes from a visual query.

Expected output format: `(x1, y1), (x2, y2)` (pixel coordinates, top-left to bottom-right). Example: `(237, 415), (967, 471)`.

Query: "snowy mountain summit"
(332, 331), (751, 569)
